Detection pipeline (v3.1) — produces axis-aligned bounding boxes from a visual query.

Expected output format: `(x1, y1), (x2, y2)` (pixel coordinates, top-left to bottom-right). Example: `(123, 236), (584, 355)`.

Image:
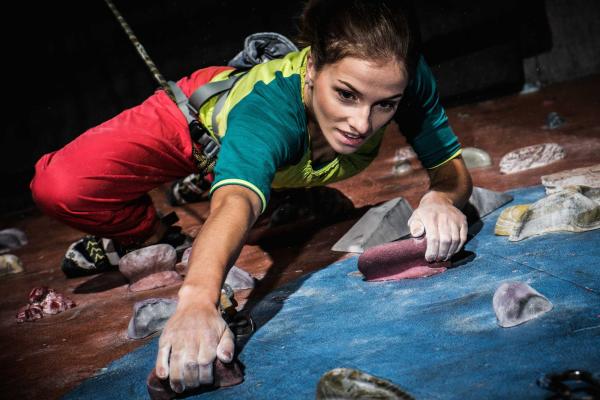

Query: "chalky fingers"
(424, 220), (440, 263)
(183, 360), (201, 390)
(444, 222), (461, 261)
(168, 350), (186, 393)
(197, 332), (218, 385)
(155, 342), (171, 379)
(216, 327), (235, 363)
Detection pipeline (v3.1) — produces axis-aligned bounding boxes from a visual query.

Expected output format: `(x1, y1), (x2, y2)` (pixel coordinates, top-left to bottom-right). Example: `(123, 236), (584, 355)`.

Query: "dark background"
(3, 0), (600, 215)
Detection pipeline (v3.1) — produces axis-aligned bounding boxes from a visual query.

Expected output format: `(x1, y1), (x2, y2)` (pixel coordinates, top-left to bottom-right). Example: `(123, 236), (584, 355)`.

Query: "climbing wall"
(63, 185), (600, 399)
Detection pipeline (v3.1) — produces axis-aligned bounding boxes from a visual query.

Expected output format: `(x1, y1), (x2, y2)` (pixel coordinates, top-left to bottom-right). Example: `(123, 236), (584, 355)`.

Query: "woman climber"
(30, 0), (472, 393)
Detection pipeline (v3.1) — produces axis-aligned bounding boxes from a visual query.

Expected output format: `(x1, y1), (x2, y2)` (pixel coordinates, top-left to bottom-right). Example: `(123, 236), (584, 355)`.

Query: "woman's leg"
(30, 66), (233, 246)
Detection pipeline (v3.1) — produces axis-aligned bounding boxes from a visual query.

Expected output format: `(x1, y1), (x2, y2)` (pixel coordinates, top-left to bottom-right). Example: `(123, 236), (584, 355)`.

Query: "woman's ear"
(306, 52), (315, 87)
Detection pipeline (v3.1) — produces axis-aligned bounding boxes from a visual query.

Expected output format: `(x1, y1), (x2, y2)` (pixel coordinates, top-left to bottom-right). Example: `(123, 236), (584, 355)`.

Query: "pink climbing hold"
(16, 304), (44, 323)
(16, 286), (76, 323)
(119, 244), (182, 292)
(28, 286), (50, 303)
(41, 290), (76, 314)
(357, 238), (449, 281)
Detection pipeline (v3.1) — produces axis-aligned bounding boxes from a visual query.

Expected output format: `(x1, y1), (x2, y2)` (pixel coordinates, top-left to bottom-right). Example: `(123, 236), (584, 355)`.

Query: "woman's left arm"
(408, 155), (473, 262)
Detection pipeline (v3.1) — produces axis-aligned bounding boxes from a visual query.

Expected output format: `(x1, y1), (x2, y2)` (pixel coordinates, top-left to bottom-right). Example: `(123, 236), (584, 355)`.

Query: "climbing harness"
(103, 0), (236, 176)
(104, 1), (298, 177)
(167, 73), (246, 175)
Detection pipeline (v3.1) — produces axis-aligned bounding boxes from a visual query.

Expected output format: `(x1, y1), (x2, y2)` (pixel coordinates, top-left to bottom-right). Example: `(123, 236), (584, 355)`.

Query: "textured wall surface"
(524, 0), (600, 85)
(62, 186), (600, 400)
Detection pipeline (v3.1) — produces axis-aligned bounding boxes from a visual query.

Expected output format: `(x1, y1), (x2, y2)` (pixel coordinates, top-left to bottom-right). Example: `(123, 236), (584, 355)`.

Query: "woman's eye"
(378, 101), (397, 111)
(337, 89), (356, 102)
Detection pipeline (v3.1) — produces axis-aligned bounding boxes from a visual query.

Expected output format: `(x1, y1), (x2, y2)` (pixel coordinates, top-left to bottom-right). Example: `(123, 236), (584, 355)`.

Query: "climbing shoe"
(61, 236), (120, 278)
(61, 212), (193, 278)
(168, 173), (212, 206)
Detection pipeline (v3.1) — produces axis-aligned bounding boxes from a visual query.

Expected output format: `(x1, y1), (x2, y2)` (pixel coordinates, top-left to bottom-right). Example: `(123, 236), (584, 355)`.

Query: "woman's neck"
(308, 120), (337, 166)
(304, 80), (337, 166)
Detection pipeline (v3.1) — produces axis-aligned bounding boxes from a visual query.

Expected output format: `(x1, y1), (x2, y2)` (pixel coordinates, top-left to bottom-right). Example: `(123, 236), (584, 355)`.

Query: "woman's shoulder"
(233, 47), (310, 98)
(224, 49), (310, 130)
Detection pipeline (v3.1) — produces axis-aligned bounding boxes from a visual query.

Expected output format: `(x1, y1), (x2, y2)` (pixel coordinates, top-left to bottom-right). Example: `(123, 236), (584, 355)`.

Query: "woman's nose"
(349, 107), (371, 135)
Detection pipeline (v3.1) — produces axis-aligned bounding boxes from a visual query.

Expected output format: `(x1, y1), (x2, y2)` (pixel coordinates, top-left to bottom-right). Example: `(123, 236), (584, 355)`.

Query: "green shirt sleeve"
(210, 74), (306, 212)
(394, 56), (462, 168)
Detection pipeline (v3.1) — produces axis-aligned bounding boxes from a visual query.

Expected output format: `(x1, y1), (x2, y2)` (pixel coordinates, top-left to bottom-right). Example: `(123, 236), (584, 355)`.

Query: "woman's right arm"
(155, 184), (262, 393)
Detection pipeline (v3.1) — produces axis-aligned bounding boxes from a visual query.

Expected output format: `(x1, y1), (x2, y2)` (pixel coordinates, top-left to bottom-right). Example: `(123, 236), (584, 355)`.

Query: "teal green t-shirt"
(209, 48), (461, 212)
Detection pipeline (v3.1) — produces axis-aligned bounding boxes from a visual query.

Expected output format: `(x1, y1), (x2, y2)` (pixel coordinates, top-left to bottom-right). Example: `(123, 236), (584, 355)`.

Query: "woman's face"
(305, 54), (408, 154)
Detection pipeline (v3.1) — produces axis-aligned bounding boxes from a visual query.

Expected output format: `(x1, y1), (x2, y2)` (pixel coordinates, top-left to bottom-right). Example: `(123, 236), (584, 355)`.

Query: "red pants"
(31, 66), (233, 245)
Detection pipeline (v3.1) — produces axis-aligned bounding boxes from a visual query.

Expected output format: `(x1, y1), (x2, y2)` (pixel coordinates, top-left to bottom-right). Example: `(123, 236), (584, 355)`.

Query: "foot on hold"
(61, 211), (191, 279)
(493, 281), (553, 328)
(316, 368), (414, 400)
(167, 173), (212, 206)
(61, 236), (118, 278)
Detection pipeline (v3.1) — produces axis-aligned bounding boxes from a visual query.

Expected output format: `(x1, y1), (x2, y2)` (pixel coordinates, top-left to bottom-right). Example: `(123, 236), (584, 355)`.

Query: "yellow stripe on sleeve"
(426, 148), (463, 170)
(209, 179), (268, 213)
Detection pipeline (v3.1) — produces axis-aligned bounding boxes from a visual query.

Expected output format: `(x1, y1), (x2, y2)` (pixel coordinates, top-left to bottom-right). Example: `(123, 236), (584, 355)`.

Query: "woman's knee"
(30, 153), (79, 216)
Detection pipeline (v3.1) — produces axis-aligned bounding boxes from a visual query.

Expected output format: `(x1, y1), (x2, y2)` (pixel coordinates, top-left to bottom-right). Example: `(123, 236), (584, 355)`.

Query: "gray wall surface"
(523, 0), (600, 85)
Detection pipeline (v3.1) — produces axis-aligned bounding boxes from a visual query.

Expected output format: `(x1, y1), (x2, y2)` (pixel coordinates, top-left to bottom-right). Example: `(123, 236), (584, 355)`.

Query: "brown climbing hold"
(146, 359), (244, 399)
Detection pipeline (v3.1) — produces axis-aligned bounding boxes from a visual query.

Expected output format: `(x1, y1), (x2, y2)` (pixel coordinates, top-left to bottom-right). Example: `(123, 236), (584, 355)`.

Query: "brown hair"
(297, 0), (416, 74)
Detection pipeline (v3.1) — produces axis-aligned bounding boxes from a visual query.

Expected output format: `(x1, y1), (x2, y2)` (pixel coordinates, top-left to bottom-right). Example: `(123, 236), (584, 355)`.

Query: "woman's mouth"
(337, 129), (366, 147)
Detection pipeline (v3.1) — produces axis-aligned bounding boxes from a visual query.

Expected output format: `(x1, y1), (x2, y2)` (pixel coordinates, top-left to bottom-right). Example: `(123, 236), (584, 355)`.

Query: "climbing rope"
(103, 0), (176, 102)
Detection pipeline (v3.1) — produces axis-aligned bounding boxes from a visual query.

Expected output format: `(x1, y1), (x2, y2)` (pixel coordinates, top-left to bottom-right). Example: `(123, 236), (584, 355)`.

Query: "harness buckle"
(188, 120), (208, 143)
(199, 135), (221, 159)
(189, 120), (221, 158)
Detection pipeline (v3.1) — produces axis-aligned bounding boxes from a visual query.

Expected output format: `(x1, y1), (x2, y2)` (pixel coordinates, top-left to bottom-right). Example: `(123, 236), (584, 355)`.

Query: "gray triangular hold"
(331, 197), (413, 253)
(467, 186), (514, 220)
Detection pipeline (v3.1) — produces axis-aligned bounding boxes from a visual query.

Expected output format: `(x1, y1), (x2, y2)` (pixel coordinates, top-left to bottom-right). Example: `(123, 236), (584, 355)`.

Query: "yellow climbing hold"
(495, 205), (531, 236)
(0, 254), (24, 276)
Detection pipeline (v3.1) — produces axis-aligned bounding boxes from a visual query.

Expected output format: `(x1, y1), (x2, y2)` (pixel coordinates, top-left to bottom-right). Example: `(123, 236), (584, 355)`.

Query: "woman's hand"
(153, 184), (262, 393)
(408, 191), (467, 262)
(408, 155), (473, 262)
(155, 300), (234, 393)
